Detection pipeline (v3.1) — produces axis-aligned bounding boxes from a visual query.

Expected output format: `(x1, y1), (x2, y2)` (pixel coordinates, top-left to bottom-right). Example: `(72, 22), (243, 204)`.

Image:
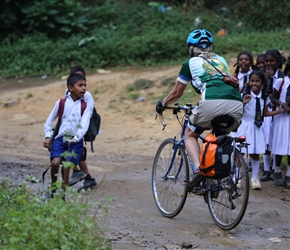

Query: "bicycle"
(152, 103), (250, 230)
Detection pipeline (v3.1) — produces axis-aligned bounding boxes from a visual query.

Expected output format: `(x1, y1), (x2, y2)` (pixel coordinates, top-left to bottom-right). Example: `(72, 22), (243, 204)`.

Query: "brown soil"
(1, 66), (290, 250)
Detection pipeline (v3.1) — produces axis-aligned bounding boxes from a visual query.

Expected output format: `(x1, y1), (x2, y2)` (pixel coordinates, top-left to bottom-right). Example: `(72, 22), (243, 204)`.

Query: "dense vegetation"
(1, 0), (290, 78)
(0, 181), (110, 249)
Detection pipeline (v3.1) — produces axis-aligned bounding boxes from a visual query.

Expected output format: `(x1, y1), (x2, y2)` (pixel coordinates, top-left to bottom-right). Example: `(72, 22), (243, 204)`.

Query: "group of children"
(232, 49), (290, 190)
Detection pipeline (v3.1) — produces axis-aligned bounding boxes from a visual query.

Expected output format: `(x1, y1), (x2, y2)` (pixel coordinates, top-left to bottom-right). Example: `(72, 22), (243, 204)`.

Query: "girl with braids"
(260, 49), (285, 182)
(233, 51), (255, 93)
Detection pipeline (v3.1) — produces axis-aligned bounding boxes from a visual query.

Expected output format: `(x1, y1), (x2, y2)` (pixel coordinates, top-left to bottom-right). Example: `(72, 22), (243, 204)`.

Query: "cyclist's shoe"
(187, 172), (204, 193)
(83, 177), (97, 191)
(68, 170), (86, 186)
(260, 171), (272, 182)
(273, 172), (284, 186)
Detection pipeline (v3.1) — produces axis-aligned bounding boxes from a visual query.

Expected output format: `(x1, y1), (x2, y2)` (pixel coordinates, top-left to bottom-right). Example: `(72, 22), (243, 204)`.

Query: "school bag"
(83, 107), (101, 153)
(199, 133), (233, 179)
(53, 98), (101, 153)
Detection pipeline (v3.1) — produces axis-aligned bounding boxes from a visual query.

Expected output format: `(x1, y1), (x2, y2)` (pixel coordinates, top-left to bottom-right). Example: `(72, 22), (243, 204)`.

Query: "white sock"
(286, 165), (290, 177)
(275, 166), (281, 173)
(251, 159), (260, 179)
(263, 154), (270, 171)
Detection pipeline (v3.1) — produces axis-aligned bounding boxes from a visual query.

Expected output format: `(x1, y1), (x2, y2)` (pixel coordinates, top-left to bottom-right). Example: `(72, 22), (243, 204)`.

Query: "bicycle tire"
(152, 138), (189, 218)
(206, 148), (249, 230)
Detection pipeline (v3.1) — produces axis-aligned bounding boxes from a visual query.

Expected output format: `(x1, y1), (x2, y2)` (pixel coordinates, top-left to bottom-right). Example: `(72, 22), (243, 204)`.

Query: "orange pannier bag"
(199, 133), (233, 179)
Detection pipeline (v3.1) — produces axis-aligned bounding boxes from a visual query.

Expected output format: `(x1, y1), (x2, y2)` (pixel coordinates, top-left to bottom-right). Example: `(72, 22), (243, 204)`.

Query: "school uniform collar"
(250, 90), (262, 98)
(237, 70), (252, 80)
(272, 70), (279, 79)
(65, 92), (85, 101)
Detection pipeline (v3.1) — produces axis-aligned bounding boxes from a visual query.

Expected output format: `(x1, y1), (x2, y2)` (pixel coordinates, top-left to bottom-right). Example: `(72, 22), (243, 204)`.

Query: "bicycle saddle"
(211, 115), (235, 136)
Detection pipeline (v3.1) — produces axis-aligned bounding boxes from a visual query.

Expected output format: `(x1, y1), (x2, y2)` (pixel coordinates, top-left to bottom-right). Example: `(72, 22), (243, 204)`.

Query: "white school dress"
(270, 76), (290, 155)
(230, 70), (253, 138)
(236, 90), (266, 154)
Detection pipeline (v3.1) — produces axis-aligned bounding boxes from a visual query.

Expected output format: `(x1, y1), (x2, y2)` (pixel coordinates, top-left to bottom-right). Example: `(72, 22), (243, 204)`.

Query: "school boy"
(43, 74), (92, 194)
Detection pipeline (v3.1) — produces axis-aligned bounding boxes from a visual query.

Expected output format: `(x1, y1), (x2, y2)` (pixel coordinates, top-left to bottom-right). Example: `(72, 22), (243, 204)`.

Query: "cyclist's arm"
(162, 80), (187, 106)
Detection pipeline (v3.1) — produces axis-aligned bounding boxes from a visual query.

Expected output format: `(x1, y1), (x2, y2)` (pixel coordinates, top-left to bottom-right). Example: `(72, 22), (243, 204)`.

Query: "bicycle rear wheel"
(206, 148), (249, 230)
(152, 138), (189, 218)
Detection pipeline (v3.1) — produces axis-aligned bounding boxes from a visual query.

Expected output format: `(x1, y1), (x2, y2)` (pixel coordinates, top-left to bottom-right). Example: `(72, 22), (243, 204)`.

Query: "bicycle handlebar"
(155, 103), (194, 130)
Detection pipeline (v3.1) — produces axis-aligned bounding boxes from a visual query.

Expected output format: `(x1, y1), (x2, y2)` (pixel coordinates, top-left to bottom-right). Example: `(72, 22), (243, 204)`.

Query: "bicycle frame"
(157, 103), (248, 192)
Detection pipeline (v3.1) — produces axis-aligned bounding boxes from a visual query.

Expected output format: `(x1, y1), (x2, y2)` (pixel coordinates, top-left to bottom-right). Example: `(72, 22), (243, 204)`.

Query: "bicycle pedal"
(189, 187), (206, 195)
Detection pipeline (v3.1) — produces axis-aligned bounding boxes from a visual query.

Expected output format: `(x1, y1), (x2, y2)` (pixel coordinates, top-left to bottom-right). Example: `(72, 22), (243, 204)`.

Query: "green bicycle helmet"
(187, 29), (213, 48)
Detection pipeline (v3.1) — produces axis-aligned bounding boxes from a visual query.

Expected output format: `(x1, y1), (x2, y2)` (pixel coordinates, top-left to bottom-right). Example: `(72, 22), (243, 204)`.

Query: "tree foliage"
(1, 1), (290, 78)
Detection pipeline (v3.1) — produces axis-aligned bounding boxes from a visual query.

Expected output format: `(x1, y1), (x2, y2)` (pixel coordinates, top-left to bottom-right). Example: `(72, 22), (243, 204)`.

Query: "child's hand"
(279, 103), (285, 113)
(43, 137), (51, 148)
(281, 103), (290, 114)
(243, 94), (251, 105)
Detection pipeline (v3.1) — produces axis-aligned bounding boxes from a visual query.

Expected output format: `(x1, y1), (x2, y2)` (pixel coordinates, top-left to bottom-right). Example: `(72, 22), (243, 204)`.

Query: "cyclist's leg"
(184, 127), (200, 169)
(185, 125), (206, 189)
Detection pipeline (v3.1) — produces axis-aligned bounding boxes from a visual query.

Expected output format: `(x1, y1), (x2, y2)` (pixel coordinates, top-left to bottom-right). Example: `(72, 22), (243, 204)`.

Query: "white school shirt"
(237, 70), (252, 91)
(64, 90), (95, 111)
(273, 76), (290, 104)
(44, 95), (92, 141)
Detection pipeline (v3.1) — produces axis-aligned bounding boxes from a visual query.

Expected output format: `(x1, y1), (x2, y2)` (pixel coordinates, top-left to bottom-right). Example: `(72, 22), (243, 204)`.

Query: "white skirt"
(236, 119), (266, 154)
(270, 112), (290, 155)
(263, 116), (272, 146)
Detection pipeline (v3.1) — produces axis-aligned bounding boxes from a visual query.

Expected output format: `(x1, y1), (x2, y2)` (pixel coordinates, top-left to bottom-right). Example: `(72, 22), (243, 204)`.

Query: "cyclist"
(155, 28), (243, 185)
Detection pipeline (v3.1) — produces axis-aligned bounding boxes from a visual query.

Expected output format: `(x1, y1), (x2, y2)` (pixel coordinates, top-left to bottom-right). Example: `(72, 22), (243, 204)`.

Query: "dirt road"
(1, 67), (290, 249)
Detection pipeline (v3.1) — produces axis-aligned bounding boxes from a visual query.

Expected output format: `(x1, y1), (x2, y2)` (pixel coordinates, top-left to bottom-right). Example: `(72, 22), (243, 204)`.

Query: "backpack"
(52, 98), (101, 153)
(83, 107), (101, 152)
(199, 133), (233, 179)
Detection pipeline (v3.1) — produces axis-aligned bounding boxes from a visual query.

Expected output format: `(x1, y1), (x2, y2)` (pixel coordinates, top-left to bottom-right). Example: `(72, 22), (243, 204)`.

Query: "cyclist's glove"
(156, 100), (165, 114)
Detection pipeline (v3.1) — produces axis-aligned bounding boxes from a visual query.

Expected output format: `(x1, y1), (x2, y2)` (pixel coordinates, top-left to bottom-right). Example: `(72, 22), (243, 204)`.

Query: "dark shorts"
(50, 137), (84, 166)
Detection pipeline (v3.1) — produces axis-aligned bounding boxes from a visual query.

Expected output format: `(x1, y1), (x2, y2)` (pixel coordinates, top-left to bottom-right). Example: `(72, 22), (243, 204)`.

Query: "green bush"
(0, 181), (110, 249)
(1, 1), (290, 78)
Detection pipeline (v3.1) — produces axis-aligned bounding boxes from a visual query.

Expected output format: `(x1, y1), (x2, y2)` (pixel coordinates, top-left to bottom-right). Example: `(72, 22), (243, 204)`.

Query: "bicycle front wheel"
(206, 148), (249, 230)
(152, 138), (189, 218)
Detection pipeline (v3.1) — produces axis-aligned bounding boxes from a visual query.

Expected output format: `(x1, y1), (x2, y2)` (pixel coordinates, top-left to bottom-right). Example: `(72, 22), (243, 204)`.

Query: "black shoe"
(83, 178), (97, 191)
(187, 172), (203, 193)
(285, 176), (290, 189)
(260, 171), (271, 182)
(273, 172), (284, 186)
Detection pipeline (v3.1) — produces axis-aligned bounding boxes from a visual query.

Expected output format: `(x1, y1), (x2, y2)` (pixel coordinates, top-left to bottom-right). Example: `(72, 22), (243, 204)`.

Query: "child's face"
(249, 75), (263, 95)
(238, 54), (251, 73)
(265, 55), (279, 74)
(256, 57), (265, 73)
(69, 80), (86, 99)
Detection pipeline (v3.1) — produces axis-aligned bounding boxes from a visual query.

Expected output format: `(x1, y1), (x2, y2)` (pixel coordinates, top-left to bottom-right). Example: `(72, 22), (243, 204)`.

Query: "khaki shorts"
(189, 99), (243, 133)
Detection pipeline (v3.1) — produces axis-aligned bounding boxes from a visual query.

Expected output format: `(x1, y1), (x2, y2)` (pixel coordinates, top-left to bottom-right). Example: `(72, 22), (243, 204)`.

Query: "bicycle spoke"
(152, 138), (189, 218)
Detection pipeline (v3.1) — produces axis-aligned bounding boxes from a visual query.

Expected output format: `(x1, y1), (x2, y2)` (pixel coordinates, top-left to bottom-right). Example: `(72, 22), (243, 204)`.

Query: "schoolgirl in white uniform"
(236, 71), (283, 190)
(270, 58), (290, 188)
